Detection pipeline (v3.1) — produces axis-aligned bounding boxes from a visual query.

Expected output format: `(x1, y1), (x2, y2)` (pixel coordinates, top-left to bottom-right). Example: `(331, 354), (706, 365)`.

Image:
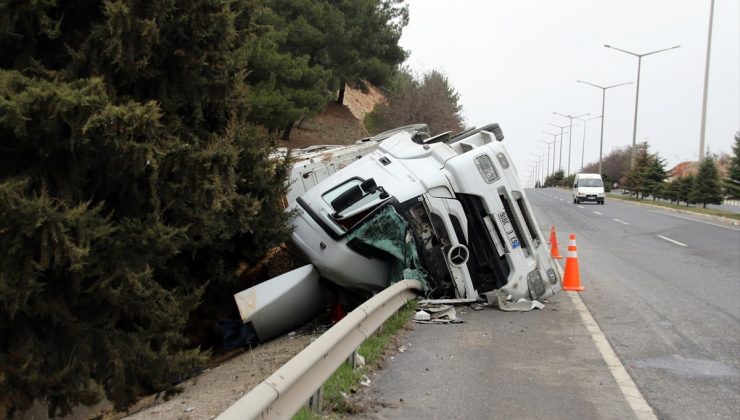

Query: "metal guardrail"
(217, 279), (423, 420)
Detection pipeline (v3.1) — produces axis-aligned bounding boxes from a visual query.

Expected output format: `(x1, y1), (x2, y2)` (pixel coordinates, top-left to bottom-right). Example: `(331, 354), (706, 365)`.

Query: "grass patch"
(293, 300), (418, 419)
(606, 193), (740, 221)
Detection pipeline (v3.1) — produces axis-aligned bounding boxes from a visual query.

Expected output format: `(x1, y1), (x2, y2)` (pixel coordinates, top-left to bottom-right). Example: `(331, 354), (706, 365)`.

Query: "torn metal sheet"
(234, 265), (324, 342)
(414, 304), (463, 324)
(482, 290), (545, 312)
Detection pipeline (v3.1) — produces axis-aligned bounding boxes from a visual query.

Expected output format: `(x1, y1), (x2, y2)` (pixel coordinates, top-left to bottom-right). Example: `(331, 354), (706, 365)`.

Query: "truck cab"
(288, 124), (562, 302)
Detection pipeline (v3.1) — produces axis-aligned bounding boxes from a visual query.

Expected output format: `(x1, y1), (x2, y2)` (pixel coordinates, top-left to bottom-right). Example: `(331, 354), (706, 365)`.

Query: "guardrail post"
(307, 386), (323, 412)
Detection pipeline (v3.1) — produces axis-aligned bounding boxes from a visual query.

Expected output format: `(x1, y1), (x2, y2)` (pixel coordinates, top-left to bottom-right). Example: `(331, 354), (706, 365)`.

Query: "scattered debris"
(482, 290), (545, 312)
(355, 353), (366, 368)
(397, 345), (407, 353)
(184, 407), (194, 412)
(470, 303), (484, 311)
(359, 375), (372, 387)
(413, 304), (464, 324)
(413, 310), (431, 321)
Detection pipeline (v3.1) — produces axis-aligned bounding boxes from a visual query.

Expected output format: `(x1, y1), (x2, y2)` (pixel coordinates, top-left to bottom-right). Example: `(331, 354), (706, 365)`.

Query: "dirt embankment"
(286, 84), (386, 149)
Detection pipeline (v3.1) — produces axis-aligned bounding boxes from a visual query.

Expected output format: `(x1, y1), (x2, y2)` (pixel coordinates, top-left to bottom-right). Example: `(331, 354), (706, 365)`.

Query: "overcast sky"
(399, 0), (740, 184)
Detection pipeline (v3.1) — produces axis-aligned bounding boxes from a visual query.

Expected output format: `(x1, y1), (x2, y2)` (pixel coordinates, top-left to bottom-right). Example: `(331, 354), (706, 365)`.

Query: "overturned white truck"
(235, 124), (562, 342)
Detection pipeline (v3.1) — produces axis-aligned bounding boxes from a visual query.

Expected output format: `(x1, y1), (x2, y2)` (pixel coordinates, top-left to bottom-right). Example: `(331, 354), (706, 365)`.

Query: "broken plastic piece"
(414, 310), (431, 321)
(483, 290), (545, 312)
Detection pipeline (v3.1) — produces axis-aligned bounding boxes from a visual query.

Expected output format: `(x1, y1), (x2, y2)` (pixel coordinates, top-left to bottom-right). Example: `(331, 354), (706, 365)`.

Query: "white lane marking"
(657, 235), (687, 247)
(568, 292), (658, 420)
(594, 211), (603, 215)
(613, 218), (630, 225)
(649, 210), (740, 232)
(577, 205), (585, 209)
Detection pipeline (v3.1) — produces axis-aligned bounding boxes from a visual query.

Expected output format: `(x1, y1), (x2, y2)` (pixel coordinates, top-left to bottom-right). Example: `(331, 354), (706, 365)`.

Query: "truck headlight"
(598, 193), (605, 197)
(474, 154), (500, 183)
(496, 152), (509, 168)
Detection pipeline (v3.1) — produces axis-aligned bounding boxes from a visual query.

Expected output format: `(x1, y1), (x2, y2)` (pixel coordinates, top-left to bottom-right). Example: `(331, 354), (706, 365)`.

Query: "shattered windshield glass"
(345, 205), (428, 290)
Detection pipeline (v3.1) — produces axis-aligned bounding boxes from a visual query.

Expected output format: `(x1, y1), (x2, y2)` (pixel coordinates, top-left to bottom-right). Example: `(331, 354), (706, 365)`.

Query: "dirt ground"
(122, 324), (325, 420)
(284, 84), (385, 149)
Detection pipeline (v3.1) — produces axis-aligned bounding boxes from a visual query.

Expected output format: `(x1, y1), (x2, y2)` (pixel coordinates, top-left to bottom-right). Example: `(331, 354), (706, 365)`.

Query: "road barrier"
(217, 279), (423, 420)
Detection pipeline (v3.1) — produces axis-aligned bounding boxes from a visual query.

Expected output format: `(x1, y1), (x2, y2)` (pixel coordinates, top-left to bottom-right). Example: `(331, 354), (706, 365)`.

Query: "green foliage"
(725, 132), (740, 198)
(0, 0), (292, 416)
(622, 142), (666, 199)
(690, 156), (723, 208)
(544, 170), (565, 187)
(329, 0), (409, 104)
(365, 68), (465, 135)
(730, 132), (740, 182)
(247, 0), (333, 136)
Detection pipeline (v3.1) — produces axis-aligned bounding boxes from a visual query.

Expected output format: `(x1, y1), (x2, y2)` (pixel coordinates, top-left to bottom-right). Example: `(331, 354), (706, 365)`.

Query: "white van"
(573, 173), (605, 204)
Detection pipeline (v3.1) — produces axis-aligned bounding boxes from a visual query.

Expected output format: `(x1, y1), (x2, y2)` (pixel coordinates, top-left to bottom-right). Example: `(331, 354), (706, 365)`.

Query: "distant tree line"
(0, 0), (408, 416)
(542, 137), (740, 209)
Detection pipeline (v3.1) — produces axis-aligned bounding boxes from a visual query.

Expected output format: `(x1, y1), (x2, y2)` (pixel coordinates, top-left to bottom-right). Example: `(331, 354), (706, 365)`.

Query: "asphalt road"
(526, 188), (740, 420)
(350, 188), (739, 420)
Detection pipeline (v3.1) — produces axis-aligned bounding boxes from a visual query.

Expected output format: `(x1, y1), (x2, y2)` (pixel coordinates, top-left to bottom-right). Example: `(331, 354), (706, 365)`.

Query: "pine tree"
(677, 175), (695, 206)
(690, 156), (723, 208)
(623, 142), (651, 199)
(644, 154), (667, 200)
(723, 132), (740, 198)
(1, 0), (291, 415)
(247, 0), (334, 138)
(330, 0), (409, 104)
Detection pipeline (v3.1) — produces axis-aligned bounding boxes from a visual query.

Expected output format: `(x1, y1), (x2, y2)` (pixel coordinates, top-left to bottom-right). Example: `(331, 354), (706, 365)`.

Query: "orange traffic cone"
(549, 225), (562, 260)
(562, 233), (584, 291)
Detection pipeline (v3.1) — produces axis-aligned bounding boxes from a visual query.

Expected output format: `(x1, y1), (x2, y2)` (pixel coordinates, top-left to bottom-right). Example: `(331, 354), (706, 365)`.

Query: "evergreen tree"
(723, 132), (740, 198)
(690, 156), (723, 208)
(644, 154), (667, 199)
(0, 0), (291, 415)
(247, 0), (334, 139)
(544, 170), (565, 187)
(623, 142), (651, 199)
(330, 0), (409, 104)
(676, 175), (695, 206)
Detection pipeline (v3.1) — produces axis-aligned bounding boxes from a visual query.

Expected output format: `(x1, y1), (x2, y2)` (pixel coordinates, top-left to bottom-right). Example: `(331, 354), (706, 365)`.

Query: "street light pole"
(553, 112), (588, 175)
(543, 131), (561, 176)
(529, 157), (540, 187)
(604, 43), (680, 169)
(575, 115), (602, 171)
(699, 0), (715, 161)
(547, 122), (570, 172)
(541, 140), (553, 179)
(576, 80), (632, 174)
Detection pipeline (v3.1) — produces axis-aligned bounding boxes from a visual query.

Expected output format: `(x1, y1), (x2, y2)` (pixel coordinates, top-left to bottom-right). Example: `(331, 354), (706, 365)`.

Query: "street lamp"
(574, 115), (602, 172)
(547, 122), (571, 172)
(576, 80), (632, 174)
(541, 140), (554, 180)
(543, 130), (567, 175)
(529, 158), (540, 187)
(604, 43), (680, 168)
(699, 0), (716, 161)
(553, 112), (588, 175)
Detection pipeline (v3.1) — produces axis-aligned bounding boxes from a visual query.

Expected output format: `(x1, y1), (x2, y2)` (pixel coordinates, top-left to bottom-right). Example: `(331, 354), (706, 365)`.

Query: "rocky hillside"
(286, 84), (386, 149)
